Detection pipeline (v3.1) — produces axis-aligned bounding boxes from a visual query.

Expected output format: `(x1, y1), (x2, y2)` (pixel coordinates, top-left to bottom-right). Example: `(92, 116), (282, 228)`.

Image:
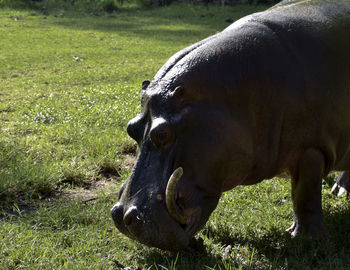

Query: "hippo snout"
(111, 203), (143, 233)
(111, 198), (191, 250)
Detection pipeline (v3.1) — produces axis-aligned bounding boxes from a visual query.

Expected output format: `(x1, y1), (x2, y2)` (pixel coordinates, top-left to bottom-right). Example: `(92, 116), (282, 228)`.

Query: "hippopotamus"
(111, 0), (350, 250)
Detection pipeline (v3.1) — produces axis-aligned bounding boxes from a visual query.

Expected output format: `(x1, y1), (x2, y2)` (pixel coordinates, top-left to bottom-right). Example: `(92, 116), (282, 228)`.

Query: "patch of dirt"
(0, 177), (121, 221)
(61, 154), (136, 203)
(0, 154), (137, 219)
(60, 177), (119, 203)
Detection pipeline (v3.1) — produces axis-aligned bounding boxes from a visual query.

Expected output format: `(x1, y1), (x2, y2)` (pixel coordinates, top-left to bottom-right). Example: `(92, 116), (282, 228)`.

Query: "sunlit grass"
(0, 3), (349, 270)
(0, 2), (270, 201)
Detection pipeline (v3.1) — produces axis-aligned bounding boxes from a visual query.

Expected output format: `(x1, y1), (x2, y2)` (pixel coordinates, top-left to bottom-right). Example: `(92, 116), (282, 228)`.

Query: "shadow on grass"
(212, 204), (350, 269)
(139, 246), (250, 270)
(137, 204), (350, 269)
(56, 17), (211, 45)
(7, 4), (270, 45)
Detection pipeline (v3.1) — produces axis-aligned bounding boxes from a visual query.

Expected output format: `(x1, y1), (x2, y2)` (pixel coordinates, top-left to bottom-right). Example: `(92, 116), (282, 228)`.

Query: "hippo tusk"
(165, 167), (187, 225)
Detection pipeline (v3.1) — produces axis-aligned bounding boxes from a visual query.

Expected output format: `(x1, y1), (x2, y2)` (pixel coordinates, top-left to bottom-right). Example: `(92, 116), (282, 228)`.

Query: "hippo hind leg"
(331, 171), (350, 197)
(287, 148), (328, 239)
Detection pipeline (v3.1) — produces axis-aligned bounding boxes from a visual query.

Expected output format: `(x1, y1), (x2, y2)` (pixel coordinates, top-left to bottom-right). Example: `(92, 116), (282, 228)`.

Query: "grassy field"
(0, 3), (350, 269)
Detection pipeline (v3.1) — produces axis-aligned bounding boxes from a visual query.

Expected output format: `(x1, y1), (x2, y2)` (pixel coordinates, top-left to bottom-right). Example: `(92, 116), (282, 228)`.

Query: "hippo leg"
(331, 171), (350, 197)
(287, 148), (328, 239)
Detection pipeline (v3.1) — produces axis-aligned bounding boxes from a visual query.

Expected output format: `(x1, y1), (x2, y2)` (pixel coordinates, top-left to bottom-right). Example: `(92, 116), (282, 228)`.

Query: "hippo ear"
(171, 86), (199, 105)
(141, 80), (150, 91)
(172, 86), (185, 100)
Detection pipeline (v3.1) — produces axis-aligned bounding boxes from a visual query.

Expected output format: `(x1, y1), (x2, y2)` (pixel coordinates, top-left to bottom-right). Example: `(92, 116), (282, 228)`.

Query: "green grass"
(0, 3), (350, 269)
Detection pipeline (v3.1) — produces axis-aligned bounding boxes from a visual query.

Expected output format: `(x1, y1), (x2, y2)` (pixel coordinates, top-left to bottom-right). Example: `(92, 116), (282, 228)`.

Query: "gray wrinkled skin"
(111, 0), (350, 250)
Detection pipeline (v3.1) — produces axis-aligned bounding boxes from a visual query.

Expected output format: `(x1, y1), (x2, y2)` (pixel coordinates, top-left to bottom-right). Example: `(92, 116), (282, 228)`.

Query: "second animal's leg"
(331, 171), (350, 197)
(287, 148), (328, 239)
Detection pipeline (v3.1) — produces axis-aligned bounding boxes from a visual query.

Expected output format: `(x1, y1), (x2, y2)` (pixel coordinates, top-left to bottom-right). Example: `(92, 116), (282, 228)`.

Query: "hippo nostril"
(123, 206), (138, 226)
(136, 213), (144, 222)
(111, 202), (124, 223)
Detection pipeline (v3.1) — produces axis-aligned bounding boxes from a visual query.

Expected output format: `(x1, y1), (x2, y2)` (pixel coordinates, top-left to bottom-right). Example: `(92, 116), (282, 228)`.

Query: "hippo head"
(111, 76), (254, 250)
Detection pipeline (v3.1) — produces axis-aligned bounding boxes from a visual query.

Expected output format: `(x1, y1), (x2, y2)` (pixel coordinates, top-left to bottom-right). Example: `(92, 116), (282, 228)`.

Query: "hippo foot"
(286, 220), (328, 240)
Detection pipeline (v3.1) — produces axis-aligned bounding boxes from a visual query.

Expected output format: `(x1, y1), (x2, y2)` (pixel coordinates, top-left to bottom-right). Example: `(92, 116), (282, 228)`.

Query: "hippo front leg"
(331, 171), (350, 197)
(287, 148), (328, 239)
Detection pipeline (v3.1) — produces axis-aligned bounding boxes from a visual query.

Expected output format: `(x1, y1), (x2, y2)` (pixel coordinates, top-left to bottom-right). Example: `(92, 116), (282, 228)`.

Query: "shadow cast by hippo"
(200, 203), (350, 269)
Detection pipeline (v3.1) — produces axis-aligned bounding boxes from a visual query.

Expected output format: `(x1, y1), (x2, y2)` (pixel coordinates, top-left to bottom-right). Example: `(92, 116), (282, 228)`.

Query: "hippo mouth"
(165, 167), (202, 237)
(112, 163), (203, 250)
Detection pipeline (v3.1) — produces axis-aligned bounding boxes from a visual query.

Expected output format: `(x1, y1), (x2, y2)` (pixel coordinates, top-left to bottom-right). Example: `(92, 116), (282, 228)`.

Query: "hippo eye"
(150, 123), (174, 148)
